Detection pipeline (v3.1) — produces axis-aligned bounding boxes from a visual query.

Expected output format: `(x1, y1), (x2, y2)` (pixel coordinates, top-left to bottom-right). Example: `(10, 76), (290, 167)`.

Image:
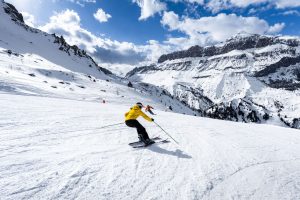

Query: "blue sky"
(5, 0), (300, 66)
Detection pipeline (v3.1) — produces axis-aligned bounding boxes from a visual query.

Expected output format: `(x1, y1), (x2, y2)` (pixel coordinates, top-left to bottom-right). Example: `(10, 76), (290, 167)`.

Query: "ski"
(129, 138), (170, 148)
(128, 136), (161, 146)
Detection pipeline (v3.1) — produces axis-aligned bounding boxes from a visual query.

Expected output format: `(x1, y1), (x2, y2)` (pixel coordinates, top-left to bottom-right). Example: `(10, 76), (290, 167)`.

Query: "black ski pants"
(148, 110), (155, 115)
(125, 120), (150, 140)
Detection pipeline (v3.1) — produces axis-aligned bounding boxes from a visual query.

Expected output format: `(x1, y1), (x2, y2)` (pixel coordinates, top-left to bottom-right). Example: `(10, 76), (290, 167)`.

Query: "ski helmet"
(136, 102), (143, 108)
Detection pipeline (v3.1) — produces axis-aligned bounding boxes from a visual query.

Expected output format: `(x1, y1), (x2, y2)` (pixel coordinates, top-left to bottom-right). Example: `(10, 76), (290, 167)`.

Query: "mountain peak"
(2, 1), (24, 23)
(228, 32), (260, 40)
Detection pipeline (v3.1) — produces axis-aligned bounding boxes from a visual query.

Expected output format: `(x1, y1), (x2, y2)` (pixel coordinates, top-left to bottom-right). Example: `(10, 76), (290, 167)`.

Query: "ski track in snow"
(1, 93), (300, 200)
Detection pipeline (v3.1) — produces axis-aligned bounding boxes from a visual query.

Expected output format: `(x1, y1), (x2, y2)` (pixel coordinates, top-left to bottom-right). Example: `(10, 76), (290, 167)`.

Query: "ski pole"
(154, 121), (179, 144)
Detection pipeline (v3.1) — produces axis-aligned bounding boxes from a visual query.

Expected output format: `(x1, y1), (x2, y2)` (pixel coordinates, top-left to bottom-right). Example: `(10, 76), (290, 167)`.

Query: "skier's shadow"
(147, 145), (192, 159)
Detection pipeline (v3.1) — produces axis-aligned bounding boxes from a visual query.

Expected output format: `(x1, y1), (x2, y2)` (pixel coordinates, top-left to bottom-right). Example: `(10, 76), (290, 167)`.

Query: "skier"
(125, 102), (155, 145)
(145, 105), (155, 115)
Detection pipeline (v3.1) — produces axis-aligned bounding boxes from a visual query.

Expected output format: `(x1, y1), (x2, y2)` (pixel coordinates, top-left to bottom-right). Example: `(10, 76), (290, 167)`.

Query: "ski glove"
(151, 118), (154, 122)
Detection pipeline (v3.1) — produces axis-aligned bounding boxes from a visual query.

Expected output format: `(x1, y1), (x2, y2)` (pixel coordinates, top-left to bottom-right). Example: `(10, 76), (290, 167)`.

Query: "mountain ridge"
(158, 33), (300, 63)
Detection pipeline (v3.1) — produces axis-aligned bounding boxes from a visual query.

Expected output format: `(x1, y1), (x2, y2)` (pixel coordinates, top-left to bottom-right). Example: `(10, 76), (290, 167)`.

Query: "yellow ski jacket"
(125, 105), (152, 122)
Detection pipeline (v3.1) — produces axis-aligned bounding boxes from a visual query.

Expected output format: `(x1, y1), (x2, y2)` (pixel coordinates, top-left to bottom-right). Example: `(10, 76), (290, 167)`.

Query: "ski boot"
(144, 138), (155, 146)
(138, 134), (155, 146)
(138, 134), (144, 142)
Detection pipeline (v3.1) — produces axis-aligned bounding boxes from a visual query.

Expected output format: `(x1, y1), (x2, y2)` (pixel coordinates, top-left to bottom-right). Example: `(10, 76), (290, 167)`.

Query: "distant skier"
(145, 105), (155, 115)
(125, 102), (155, 145)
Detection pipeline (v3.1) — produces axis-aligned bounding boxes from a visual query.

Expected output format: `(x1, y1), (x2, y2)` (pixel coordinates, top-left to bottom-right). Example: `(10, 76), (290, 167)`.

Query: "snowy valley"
(1, 1), (300, 200)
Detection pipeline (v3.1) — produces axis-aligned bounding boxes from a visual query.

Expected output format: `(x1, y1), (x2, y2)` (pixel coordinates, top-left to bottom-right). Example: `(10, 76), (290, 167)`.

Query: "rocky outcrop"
(255, 56), (300, 77)
(52, 34), (112, 75)
(126, 65), (158, 77)
(3, 2), (24, 23)
(204, 99), (270, 123)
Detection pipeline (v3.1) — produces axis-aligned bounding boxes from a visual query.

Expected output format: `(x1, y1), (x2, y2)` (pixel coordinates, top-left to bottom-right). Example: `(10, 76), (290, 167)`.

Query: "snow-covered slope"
(127, 33), (300, 129)
(1, 93), (300, 200)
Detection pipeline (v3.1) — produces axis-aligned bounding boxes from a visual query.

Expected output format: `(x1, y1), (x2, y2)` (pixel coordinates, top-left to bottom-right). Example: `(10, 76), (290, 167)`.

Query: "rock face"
(127, 33), (300, 129)
(3, 2), (24, 23)
(51, 34), (111, 75)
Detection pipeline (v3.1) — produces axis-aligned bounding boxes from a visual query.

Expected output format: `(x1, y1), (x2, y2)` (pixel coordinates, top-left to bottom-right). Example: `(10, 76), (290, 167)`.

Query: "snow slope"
(1, 93), (300, 200)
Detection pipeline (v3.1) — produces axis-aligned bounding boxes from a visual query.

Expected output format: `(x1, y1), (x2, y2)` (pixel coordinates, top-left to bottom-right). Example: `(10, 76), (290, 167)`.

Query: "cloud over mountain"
(161, 11), (285, 48)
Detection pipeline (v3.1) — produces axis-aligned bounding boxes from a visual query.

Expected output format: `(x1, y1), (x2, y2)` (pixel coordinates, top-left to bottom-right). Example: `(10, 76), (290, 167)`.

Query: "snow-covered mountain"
(0, 1), (112, 78)
(127, 33), (300, 129)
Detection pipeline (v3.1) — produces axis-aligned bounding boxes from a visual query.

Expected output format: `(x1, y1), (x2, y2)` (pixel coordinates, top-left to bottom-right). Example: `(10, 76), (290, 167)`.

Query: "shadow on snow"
(147, 145), (192, 159)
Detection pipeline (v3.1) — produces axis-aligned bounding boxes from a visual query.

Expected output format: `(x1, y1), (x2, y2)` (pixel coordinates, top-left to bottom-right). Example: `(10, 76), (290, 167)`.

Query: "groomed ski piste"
(1, 92), (300, 200)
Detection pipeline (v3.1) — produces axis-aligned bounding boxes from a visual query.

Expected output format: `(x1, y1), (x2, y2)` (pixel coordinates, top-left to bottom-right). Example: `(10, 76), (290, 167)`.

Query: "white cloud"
(93, 9), (111, 23)
(142, 40), (173, 61)
(176, 0), (300, 13)
(274, 0), (300, 8)
(66, 0), (96, 4)
(205, 0), (267, 13)
(170, 0), (265, 13)
(248, 8), (257, 14)
(205, 0), (229, 13)
(21, 11), (36, 27)
(161, 12), (285, 47)
(54, 9), (80, 24)
(267, 22), (285, 34)
(169, 0), (204, 3)
(133, 0), (167, 20)
(187, 0), (204, 3)
(279, 10), (300, 16)
(228, 0), (267, 7)
(161, 11), (179, 30)
(40, 9), (94, 50)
